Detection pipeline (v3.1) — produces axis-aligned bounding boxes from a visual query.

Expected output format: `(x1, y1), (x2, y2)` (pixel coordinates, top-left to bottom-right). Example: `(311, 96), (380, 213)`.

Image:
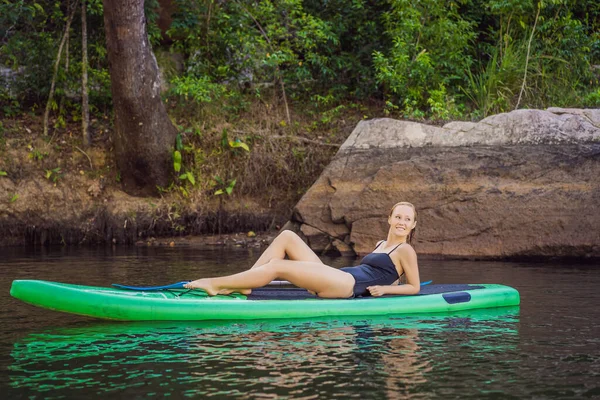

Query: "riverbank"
(131, 231), (276, 249)
(3, 108), (599, 261)
(0, 104), (363, 246)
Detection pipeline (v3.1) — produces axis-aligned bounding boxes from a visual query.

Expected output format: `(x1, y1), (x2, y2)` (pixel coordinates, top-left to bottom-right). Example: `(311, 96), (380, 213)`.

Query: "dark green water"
(1, 246), (599, 399)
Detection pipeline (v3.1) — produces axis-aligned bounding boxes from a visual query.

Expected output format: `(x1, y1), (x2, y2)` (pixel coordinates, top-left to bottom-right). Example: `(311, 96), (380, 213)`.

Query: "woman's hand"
(367, 285), (388, 297)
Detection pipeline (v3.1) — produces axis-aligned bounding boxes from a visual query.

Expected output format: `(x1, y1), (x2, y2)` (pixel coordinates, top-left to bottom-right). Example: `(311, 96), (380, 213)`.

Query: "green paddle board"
(10, 280), (520, 321)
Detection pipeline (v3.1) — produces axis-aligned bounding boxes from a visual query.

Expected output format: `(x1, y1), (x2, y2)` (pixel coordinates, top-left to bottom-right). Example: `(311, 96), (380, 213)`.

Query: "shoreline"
(3, 231), (597, 263)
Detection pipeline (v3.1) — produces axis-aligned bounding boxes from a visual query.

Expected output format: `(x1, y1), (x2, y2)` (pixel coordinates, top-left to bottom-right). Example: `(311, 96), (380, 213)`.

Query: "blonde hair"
(389, 202), (417, 244)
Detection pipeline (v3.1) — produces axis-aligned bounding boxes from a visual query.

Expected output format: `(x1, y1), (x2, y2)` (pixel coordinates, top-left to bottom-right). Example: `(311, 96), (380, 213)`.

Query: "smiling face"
(388, 203), (417, 241)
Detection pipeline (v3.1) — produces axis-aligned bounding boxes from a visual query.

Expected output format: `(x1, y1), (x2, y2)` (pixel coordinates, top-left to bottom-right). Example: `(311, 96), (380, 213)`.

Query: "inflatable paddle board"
(10, 280), (520, 321)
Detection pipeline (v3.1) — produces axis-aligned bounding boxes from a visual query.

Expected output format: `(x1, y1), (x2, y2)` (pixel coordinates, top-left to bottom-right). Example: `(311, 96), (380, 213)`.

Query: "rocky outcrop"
(292, 108), (600, 259)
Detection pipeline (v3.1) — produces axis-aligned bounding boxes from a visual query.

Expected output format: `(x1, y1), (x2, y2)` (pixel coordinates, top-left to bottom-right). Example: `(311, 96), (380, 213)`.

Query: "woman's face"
(388, 205), (417, 237)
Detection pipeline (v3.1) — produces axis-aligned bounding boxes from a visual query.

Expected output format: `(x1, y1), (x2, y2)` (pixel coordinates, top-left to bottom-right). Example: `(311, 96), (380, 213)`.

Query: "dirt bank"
(0, 105), (362, 246)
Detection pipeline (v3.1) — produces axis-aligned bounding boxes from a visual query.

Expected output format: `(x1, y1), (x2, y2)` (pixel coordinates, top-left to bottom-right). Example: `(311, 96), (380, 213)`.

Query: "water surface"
(1, 246), (599, 398)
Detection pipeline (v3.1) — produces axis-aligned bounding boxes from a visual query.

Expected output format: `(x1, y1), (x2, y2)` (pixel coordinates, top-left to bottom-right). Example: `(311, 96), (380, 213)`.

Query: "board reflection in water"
(9, 307), (519, 398)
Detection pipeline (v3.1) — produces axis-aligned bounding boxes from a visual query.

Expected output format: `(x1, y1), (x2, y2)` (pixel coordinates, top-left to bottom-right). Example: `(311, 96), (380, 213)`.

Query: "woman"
(184, 202), (420, 298)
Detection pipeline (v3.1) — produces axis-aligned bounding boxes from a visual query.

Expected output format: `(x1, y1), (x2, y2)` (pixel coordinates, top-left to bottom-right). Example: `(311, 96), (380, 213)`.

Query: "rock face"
(292, 108), (600, 259)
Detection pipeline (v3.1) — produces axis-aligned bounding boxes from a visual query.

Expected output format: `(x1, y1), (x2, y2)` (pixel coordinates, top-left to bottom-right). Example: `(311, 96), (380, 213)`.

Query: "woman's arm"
(367, 245), (420, 296)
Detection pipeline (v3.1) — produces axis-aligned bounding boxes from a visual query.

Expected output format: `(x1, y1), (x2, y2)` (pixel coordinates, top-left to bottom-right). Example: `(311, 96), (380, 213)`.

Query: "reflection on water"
(3, 246), (600, 398)
(9, 308), (519, 399)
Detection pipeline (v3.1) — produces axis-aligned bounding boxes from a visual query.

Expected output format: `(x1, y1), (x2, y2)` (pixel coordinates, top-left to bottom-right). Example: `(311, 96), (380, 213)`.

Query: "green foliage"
(0, 87), (21, 117)
(0, 0), (144, 114)
(583, 88), (600, 107)
(373, 0), (476, 114)
(169, 75), (226, 103)
(171, 129), (204, 197)
(173, 150), (182, 173)
(462, 42), (525, 117)
(228, 139), (250, 152)
(0, 171), (7, 177)
(179, 171), (196, 186)
(219, 128), (251, 155)
(168, 0), (340, 94)
(29, 148), (49, 162)
(213, 176), (236, 196)
(44, 167), (62, 183)
(144, 0), (162, 47)
(460, 0), (599, 113)
(1, 0), (598, 121)
(427, 84), (464, 121)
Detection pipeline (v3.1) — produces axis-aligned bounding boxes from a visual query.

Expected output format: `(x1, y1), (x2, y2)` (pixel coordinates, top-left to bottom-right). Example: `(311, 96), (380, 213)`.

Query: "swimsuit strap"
(387, 242), (405, 254)
(374, 240), (384, 251)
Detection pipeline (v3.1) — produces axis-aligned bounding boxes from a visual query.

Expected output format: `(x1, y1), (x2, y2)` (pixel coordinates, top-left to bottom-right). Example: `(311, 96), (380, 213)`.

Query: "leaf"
(226, 179), (236, 195)
(214, 189), (224, 196)
(221, 129), (228, 148)
(173, 151), (182, 172)
(45, 170), (52, 179)
(0, 171), (7, 177)
(10, 194), (18, 203)
(228, 140), (250, 152)
(187, 173), (196, 185)
(33, 3), (45, 14)
(238, 142), (250, 152)
(179, 173), (188, 180)
(176, 133), (183, 151)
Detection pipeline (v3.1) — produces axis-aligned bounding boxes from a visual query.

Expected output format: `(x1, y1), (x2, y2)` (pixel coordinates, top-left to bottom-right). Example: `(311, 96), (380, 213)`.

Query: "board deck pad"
(246, 284), (486, 300)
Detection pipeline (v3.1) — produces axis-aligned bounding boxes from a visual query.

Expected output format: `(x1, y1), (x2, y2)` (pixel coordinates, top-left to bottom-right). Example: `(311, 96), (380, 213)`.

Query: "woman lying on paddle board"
(184, 202), (420, 298)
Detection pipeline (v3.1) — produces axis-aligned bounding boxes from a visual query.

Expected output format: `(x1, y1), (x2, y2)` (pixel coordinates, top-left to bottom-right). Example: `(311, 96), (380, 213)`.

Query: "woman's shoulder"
(389, 243), (418, 272)
(394, 243), (417, 258)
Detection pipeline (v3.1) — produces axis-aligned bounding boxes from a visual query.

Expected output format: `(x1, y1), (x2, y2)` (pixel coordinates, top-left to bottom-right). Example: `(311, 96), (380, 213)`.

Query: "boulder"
(292, 108), (600, 258)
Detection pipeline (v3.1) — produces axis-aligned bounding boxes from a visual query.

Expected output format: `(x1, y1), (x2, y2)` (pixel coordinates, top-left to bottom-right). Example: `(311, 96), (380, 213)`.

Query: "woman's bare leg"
(184, 259), (354, 298)
(217, 230), (323, 295)
(251, 230), (322, 268)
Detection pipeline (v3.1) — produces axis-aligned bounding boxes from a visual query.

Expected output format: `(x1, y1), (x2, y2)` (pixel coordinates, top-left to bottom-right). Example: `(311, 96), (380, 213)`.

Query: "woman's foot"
(183, 279), (252, 296)
(183, 279), (219, 295)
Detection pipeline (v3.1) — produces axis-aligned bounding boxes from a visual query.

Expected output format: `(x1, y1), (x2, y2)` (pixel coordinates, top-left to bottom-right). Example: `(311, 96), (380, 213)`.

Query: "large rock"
(293, 108), (600, 258)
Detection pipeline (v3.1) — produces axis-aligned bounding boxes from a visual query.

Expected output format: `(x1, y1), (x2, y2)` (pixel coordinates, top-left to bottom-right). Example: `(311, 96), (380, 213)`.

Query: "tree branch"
(515, 3), (541, 110)
(232, 129), (340, 147)
(236, 1), (291, 124)
(75, 145), (94, 170)
(270, 135), (340, 147)
(43, 1), (79, 136)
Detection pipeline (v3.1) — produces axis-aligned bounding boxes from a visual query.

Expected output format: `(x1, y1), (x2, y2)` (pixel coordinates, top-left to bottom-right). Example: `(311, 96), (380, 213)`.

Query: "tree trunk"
(81, 0), (91, 148)
(102, 0), (177, 195)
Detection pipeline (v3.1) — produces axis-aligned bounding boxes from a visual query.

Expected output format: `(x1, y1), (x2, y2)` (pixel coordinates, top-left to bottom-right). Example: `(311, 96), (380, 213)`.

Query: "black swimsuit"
(340, 242), (404, 297)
